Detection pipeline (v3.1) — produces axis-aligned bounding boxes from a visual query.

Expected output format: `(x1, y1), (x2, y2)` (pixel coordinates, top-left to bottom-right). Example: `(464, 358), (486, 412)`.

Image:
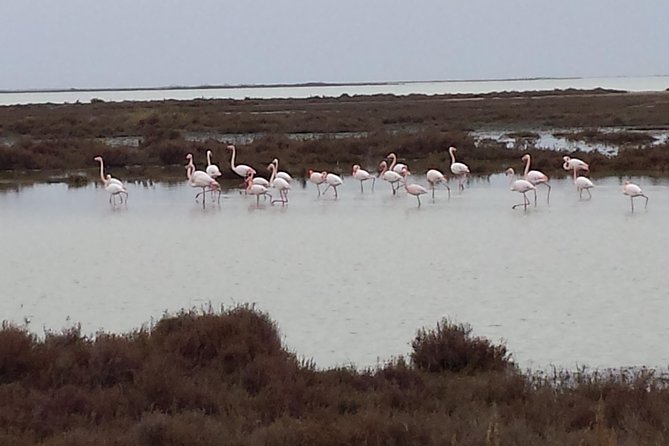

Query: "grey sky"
(2, 0), (668, 90)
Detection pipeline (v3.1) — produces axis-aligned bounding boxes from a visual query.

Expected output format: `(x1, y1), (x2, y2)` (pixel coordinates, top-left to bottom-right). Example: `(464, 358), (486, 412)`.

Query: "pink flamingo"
(244, 172), (272, 205)
(386, 152), (408, 174)
(449, 146), (470, 191)
(402, 169), (428, 207)
(562, 156), (589, 172)
(377, 160), (404, 195)
(352, 164), (375, 193)
(622, 180), (648, 212)
(268, 162), (291, 205)
(186, 153), (220, 205)
(521, 154), (551, 205)
(426, 168), (450, 200)
(505, 168), (536, 211)
(205, 150), (222, 178)
(307, 169), (326, 196)
(94, 156), (128, 205)
(271, 158), (293, 183)
(572, 167), (594, 200)
(227, 144), (256, 180)
(321, 171), (343, 198)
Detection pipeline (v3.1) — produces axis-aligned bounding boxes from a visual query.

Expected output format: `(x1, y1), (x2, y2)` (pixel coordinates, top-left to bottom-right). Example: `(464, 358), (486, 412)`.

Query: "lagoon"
(1, 174), (668, 370)
(2, 75), (669, 106)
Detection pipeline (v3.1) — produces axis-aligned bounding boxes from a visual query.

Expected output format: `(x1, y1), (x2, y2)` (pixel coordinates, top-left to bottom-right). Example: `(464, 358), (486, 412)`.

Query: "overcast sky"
(2, 0), (668, 90)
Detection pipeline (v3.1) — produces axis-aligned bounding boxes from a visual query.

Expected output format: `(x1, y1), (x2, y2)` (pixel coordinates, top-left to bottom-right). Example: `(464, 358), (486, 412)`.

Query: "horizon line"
(2, 74), (668, 95)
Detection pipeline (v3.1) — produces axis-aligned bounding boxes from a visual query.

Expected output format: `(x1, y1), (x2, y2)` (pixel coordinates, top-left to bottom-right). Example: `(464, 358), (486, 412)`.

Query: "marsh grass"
(1, 90), (669, 180)
(1, 307), (668, 445)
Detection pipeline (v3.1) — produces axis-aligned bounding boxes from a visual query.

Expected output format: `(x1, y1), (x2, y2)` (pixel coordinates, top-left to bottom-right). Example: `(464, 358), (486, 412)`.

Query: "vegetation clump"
(411, 319), (511, 374)
(1, 307), (668, 445)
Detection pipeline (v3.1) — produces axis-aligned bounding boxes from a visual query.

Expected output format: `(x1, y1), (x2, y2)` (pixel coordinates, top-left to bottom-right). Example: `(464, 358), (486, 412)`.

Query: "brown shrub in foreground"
(0, 306), (668, 445)
(411, 319), (512, 374)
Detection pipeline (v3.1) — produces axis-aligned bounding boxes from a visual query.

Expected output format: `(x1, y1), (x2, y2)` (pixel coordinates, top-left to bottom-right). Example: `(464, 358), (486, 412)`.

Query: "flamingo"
(426, 168), (450, 200)
(449, 146), (470, 191)
(185, 153), (220, 205)
(402, 169), (428, 207)
(268, 162), (291, 205)
(386, 152), (408, 174)
(572, 167), (594, 200)
(321, 171), (343, 199)
(93, 156), (128, 205)
(622, 180), (648, 212)
(521, 154), (551, 205)
(205, 150), (222, 178)
(244, 172), (272, 205)
(227, 144), (256, 179)
(562, 156), (589, 173)
(307, 169), (326, 196)
(378, 160), (404, 195)
(352, 164), (376, 193)
(505, 168), (536, 211)
(272, 158), (293, 183)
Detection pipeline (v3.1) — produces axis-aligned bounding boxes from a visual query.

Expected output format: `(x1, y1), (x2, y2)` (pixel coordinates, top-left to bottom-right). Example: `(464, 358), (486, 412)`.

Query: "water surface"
(1, 175), (668, 371)
(2, 75), (668, 106)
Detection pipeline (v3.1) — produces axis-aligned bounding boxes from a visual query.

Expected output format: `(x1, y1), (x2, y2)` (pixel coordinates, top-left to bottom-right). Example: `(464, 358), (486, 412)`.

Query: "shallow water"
(1, 174), (668, 371)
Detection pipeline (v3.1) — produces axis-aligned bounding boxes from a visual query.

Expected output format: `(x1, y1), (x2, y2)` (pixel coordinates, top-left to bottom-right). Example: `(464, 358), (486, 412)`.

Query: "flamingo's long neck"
(388, 154), (396, 171)
(507, 169), (517, 185)
(207, 151), (212, 166)
(378, 163), (388, 177)
(97, 160), (107, 183)
(186, 159), (194, 183)
(572, 166), (578, 183)
(245, 173), (255, 192)
(229, 147), (237, 171)
(449, 148), (456, 164)
(268, 164), (276, 186)
(523, 156), (531, 179)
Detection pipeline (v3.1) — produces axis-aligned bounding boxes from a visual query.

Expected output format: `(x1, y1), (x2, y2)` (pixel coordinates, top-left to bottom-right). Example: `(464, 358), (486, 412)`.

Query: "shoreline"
(0, 75), (611, 95)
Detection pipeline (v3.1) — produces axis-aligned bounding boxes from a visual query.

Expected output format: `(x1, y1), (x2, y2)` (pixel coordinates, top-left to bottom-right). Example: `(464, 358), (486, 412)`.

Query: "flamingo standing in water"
(321, 171), (343, 198)
(244, 172), (272, 205)
(185, 153), (220, 205)
(93, 156), (128, 205)
(622, 180), (648, 212)
(521, 154), (551, 205)
(426, 168), (450, 200)
(562, 156), (589, 173)
(268, 162), (291, 205)
(449, 146), (470, 191)
(271, 158), (293, 183)
(378, 160), (404, 195)
(402, 169), (428, 207)
(505, 168), (536, 211)
(205, 150), (222, 178)
(572, 167), (594, 200)
(227, 144), (256, 179)
(386, 152), (407, 174)
(352, 164), (375, 193)
(307, 169), (326, 196)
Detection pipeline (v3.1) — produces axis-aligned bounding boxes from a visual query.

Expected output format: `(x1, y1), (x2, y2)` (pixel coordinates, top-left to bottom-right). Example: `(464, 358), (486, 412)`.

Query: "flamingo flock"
(92, 145), (650, 213)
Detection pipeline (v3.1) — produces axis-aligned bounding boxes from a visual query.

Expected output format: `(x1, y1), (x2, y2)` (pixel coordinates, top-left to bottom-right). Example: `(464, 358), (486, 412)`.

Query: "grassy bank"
(1, 90), (669, 181)
(1, 307), (668, 445)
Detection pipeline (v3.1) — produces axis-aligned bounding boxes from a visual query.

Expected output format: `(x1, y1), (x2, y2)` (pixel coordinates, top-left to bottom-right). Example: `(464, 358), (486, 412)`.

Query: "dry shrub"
(411, 319), (512, 374)
(0, 324), (36, 383)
